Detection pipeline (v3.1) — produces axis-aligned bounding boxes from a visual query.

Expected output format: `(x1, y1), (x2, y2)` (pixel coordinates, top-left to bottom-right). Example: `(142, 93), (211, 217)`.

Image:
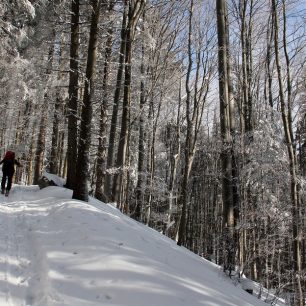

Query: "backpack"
(4, 151), (15, 160)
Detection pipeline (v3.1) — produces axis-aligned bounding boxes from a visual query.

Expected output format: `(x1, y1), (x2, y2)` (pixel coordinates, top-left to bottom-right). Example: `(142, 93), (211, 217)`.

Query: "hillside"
(0, 186), (284, 306)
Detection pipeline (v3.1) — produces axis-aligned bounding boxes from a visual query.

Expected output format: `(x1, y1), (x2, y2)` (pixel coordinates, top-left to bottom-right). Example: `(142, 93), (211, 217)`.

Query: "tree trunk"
(216, 0), (236, 274)
(264, 14), (274, 111)
(104, 2), (128, 199)
(95, 6), (114, 202)
(73, 0), (102, 201)
(49, 91), (60, 174)
(111, 13), (132, 204)
(134, 10), (146, 221)
(66, 0), (80, 189)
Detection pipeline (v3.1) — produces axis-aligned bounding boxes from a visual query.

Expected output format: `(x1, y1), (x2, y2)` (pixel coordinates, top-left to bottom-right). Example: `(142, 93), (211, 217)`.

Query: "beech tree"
(94, 1), (115, 202)
(216, 0), (237, 274)
(66, 0), (80, 190)
(73, 0), (102, 201)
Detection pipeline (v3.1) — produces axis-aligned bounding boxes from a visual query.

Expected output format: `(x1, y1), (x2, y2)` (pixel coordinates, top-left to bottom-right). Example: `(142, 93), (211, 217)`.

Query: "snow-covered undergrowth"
(0, 186), (285, 305)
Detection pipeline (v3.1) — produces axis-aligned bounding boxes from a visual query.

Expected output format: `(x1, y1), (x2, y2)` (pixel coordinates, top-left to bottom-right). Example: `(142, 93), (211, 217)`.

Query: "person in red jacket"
(0, 151), (21, 196)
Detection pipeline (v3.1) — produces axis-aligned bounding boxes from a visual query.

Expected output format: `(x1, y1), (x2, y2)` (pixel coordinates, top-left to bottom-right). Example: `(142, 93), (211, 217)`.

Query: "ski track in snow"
(0, 199), (29, 305)
(0, 188), (56, 306)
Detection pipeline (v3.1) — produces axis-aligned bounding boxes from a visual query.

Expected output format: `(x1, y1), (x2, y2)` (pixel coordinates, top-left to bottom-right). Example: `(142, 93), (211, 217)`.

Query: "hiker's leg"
(1, 173), (6, 190)
(6, 174), (13, 191)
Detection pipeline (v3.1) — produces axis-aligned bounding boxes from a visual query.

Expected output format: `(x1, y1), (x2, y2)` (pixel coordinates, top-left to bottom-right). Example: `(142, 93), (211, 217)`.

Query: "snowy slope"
(0, 186), (282, 306)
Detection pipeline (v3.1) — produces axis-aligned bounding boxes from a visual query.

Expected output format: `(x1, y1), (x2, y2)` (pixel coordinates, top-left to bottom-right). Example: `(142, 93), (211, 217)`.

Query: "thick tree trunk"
(95, 10), (114, 202)
(73, 0), (101, 201)
(66, 0), (80, 189)
(216, 0), (236, 274)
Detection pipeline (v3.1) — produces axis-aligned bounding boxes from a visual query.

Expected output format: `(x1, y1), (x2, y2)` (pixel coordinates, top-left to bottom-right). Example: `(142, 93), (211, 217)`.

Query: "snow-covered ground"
(0, 185), (285, 306)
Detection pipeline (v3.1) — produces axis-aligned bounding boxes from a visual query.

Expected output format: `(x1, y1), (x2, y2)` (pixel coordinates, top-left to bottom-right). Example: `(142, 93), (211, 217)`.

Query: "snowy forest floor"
(0, 185), (286, 306)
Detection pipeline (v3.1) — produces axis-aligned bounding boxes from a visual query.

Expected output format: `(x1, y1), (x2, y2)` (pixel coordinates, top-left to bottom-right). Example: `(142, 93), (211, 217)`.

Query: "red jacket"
(0, 158), (21, 176)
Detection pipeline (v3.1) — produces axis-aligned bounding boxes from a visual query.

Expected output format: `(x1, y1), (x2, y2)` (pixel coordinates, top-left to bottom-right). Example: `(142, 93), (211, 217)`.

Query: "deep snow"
(0, 185), (285, 306)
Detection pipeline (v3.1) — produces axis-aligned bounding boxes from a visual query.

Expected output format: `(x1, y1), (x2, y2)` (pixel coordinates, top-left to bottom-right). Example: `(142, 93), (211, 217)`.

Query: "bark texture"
(73, 0), (102, 201)
(66, 0), (80, 189)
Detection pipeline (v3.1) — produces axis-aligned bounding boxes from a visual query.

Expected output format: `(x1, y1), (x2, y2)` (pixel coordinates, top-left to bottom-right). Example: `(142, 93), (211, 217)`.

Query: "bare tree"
(95, 1), (115, 202)
(66, 0), (80, 189)
(133, 10), (146, 221)
(216, 0), (237, 274)
(73, 0), (102, 201)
